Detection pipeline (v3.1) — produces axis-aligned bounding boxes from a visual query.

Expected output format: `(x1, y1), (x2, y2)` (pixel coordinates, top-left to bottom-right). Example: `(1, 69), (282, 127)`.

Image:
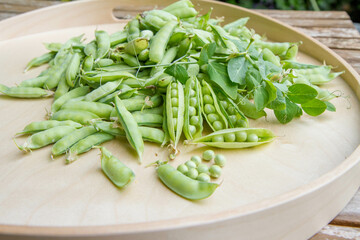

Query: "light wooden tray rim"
(0, 0), (359, 238)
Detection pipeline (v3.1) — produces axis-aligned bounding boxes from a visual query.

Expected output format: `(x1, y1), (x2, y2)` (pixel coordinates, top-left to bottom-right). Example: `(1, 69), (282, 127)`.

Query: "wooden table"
(0, 1), (359, 239)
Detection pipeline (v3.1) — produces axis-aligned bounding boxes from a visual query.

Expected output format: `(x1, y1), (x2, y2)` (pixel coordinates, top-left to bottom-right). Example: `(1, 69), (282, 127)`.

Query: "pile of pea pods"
(1, 0), (343, 199)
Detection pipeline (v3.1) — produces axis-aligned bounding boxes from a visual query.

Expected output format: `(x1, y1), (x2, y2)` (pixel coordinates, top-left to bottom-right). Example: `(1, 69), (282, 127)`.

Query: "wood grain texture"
(0, 1), (359, 239)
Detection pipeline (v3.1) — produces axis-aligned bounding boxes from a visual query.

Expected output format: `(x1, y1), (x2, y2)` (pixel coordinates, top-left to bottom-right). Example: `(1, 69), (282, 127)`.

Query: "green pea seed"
(212, 121), (223, 131)
(235, 131), (247, 142)
(171, 97), (178, 107)
(212, 135), (224, 142)
(190, 116), (199, 125)
(186, 168), (199, 179)
(197, 163), (209, 174)
(171, 89), (178, 97)
(188, 106), (196, 116)
(190, 155), (202, 166)
(247, 133), (259, 142)
(189, 97), (197, 106)
(209, 165), (222, 178)
(224, 133), (236, 142)
(189, 89), (196, 97)
(236, 119), (248, 128)
(214, 154), (226, 167)
(185, 160), (197, 169)
(189, 125), (196, 134)
(229, 115), (237, 125)
(208, 113), (219, 123)
(203, 95), (213, 104)
(177, 164), (189, 174)
(173, 118), (177, 128)
(197, 173), (210, 182)
(172, 107), (178, 116)
(204, 104), (215, 114)
(171, 82), (177, 88)
(202, 86), (210, 95)
(227, 106), (236, 115)
(220, 100), (228, 109)
(202, 150), (215, 161)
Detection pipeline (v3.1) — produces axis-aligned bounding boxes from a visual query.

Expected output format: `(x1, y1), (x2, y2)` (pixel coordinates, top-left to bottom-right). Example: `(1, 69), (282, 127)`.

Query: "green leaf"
(254, 85), (269, 111)
(264, 80), (277, 103)
(268, 87), (286, 110)
(274, 97), (301, 124)
(325, 101), (336, 112)
(229, 39), (247, 52)
(165, 64), (189, 84)
(199, 42), (216, 65)
(273, 82), (288, 93)
(210, 24), (227, 48)
(245, 67), (261, 90)
(227, 56), (249, 85)
(207, 61), (238, 99)
(197, 9), (212, 30)
(301, 99), (327, 116)
(287, 83), (317, 104)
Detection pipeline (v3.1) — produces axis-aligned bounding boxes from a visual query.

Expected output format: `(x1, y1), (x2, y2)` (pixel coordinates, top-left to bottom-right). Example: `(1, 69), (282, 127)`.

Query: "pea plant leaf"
(264, 80), (277, 103)
(245, 67), (261, 90)
(268, 86), (286, 111)
(274, 97), (301, 124)
(207, 60), (238, 99)
(301, 98), (327, 116)
(209, 24), (227, 48)
(324, 101), (336, 112)
(227, 56), (249, 85)
(164, 64), (188, 85)
(199, 42), (216, 65)
(197, 9), (212, 30)
(254, 85), (269, 111)
(287, 83), (318, 104)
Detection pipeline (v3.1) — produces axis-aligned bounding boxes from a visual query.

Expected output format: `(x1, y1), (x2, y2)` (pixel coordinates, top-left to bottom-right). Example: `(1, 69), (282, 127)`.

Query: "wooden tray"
(0, 1), (359, 239)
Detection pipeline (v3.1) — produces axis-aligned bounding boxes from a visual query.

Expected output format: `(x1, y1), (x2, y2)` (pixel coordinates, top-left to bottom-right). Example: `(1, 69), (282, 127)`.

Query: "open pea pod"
(200, 80), (228, 132)
(188, 128), (275, 148)
(217, 92), (249, 128)
(166, 81), (185, 148)
(183, 76), (203, 140)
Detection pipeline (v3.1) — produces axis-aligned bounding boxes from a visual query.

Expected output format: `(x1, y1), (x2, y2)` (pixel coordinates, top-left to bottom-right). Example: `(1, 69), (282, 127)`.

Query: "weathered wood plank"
(334, 50), (360, 63)
(296, 27), (360, 39)
(0, 0), (59, 13)
(310, 225), (360, 240)
(315, 37), (360, 50)
(277, 19), (355, 28)
(331, 189), (360, 228)
(255, 9), (350, 20)
(0, 11), (17, 21)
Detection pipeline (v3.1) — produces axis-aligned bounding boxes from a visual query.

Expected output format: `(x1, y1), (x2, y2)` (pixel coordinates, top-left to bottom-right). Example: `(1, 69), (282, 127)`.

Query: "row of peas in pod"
(1, 0), (343, 200)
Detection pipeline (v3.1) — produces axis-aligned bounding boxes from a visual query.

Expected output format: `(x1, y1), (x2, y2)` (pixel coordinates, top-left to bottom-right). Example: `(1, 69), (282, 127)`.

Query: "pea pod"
(95, 30), (110, 62)
(60, 101), (113, 119)
(293, 66), (343, 85)
(44, 52), (74, 89)
(126, 18), (141, 42)
(84, 80), (122, 102)
(19, 76), (48, 88)
(166, 81), (185, 148)
(99, 147), (135, 188)
(94, 121), (165, 144)
(157, 163), (218, 200)
(24, 52), (55, 72)
(66, 132), (114, 163)
(51, 126), (97, 156)
(51, 109), (100, 125)
(187, 128), (275, 148)
(200, 80), (228, 131)
(82, 71), (136, 83)
(66, 52), (82, 87)
(124, 38), (149, 56)
(114, 96), (144, 163)
(54, 73), (70, 100)
(110, 30), (127, 47)
(51, 86), (90, 113)
(0, 83), (52, 98)
(120, 94), (163, 112)
(132, 112), (163, 127)
(183, 76), (203, 140)
(17, 120), (82, 135)
(149, 21), (178, 63)
(17, 126), (76, 152)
